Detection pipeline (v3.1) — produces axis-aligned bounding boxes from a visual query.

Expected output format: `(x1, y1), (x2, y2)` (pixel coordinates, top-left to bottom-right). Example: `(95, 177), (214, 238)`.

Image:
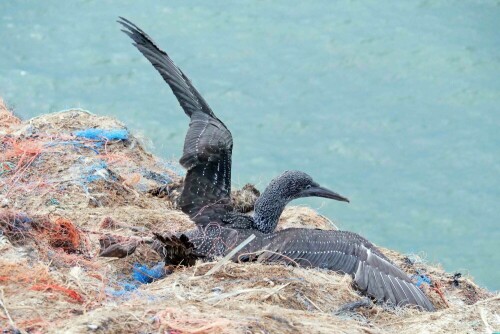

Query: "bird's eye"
(305, 185), (312, 189)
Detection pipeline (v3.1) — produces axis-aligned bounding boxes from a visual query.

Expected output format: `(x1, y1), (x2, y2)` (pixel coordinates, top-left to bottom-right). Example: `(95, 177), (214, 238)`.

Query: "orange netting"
(0, 105), (497, 334)
(45, 217), (83, 253)
(30, 284), (84, 304)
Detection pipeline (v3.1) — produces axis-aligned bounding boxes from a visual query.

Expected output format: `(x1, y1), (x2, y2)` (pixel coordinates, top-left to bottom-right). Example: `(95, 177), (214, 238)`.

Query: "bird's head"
(275, 170), (350, 203)
(253, 170), (349, 233)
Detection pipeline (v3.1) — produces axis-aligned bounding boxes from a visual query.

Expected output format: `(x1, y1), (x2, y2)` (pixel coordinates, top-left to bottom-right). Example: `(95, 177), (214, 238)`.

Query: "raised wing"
(118, 17), (215, 118)
(119, 18), (234, 224)
(253, 229), (435, 311)
(178, 110), (233, 223)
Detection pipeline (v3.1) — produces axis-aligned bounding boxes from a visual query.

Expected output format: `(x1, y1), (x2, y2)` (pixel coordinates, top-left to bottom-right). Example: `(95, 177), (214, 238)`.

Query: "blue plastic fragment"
(121, 282), (139, 291)
(105, 288), (127, 297)
(413, 274), (432, 287)
(106, 263), (166, 299)
(105, 282), (139, 297)
(74, 128), (129, 141)
(84, 160), (110, 183)
(132, 262), (166, 284)
(9, 212), (33, 233)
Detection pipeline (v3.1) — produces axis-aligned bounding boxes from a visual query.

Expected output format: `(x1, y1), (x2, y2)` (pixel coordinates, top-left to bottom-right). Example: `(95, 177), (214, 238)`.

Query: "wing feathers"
(119, 18), (234, 223)
(252, 228), (434, 311)
(119, 18), (203, 117)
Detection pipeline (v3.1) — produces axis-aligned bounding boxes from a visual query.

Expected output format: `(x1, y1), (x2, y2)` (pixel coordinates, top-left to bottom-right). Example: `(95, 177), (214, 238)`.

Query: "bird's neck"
(252, 186), (288, 234)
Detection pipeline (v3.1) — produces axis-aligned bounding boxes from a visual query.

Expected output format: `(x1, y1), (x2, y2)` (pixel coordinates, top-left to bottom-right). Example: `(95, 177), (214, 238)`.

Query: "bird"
(118, 17), (435, 311)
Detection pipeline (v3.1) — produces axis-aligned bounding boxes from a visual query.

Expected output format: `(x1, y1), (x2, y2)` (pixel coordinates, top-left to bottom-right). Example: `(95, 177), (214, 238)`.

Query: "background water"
(1, 1), (499, 290)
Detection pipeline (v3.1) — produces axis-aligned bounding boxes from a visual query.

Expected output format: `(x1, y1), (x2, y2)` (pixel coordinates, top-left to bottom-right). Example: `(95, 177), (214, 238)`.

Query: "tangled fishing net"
(0, 98), (498, 333)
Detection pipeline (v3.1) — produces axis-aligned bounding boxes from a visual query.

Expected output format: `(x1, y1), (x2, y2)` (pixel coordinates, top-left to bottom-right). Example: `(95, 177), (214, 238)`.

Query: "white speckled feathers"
(119, 17), (234, 221)
(253, 228), (434, 311)
(120, 18), (435, 312)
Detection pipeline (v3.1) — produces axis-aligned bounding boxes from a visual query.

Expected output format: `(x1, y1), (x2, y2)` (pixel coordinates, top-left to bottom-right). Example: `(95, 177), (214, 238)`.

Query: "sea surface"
(1, 1), (499, 289)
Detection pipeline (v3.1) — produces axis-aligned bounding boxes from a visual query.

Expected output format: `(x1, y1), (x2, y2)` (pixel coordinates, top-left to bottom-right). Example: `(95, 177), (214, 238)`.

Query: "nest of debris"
(0, 99), (498, 333)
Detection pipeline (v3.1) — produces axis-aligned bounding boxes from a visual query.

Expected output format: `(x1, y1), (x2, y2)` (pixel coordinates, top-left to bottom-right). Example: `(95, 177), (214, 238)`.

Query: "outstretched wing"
(151, 225), (434, 311)
(254, 229), (435, 311)
(119, 18), (233, 224)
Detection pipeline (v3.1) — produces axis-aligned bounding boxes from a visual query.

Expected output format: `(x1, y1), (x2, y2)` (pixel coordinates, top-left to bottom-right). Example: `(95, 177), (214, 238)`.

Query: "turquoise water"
(1, 1), (499, 289)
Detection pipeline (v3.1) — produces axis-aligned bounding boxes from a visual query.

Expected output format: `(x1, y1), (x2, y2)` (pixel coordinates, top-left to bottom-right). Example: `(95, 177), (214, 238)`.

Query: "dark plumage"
(153, 226), (434, 310)
(118, 18), (347, 231)
(119, 17), (435, 311)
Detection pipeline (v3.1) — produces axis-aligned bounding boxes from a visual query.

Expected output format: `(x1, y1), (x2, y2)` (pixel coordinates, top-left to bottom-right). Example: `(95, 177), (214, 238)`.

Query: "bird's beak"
(300, 186), (350, 203)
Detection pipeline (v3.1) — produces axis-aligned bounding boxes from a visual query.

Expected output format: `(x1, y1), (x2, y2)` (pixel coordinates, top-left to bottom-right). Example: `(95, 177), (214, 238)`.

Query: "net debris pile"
(0, 99), (498, 333)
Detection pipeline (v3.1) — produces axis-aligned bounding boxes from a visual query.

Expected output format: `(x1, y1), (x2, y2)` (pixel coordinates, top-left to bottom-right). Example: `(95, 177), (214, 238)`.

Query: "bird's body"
(119, 17), (435, 311)
(155, 225), (433, 310)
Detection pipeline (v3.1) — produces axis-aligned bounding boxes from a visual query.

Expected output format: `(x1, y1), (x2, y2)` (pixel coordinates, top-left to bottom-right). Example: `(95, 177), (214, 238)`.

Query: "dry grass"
(0, 104), (498, 333)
